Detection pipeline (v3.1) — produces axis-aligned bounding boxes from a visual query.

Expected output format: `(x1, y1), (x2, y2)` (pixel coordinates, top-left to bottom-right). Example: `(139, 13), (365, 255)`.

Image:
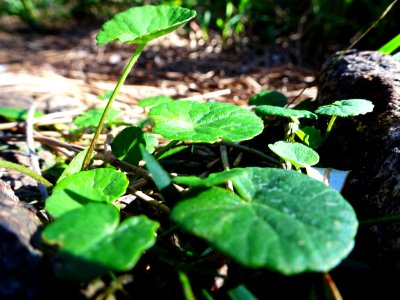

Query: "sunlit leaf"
(315, 99), (374, 117)
(96, 5), (197, 45)
(149, 101), (264, 143)
(268, 141), (319, 168)
(171, 167), (358, 275)
(46, 168), (129, 218)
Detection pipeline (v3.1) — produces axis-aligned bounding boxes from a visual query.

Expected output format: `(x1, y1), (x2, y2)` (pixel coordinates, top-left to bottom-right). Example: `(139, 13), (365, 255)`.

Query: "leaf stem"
(82, 42), (147, 170)
(325, 115), (337, 140)
(154, 140), (180, 159)
(360, 214), (400, 225)
(178, 271), (196, 300)
(0, 159), (53, 189)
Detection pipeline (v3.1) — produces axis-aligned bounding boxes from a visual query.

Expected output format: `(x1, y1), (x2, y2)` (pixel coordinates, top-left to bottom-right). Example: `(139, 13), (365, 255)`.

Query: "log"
(316, 50), (400, 269)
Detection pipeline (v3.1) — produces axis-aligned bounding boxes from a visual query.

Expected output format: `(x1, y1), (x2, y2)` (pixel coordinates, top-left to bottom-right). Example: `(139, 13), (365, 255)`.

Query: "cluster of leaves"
(0, 4), (387, 299)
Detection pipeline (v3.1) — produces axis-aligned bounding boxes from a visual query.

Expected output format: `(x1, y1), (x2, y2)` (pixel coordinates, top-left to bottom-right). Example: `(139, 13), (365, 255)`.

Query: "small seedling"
(315, 99), (374, 139)
(82, 5), (197, 170)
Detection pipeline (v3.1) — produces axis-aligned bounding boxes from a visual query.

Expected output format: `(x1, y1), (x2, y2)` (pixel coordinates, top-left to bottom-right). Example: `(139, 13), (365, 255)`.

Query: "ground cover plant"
(1, 3), (400, 300)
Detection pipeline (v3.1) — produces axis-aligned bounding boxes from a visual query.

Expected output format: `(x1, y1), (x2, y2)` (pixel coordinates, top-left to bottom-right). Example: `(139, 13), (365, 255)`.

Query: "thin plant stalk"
(0, 159), (53, 188)
(178, 271), (196, 300)
(324, 115), (337, 140)
(82, 42), (147, 170)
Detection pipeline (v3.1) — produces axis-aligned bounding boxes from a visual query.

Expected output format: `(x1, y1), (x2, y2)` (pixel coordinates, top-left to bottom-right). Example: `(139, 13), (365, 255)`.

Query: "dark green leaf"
(111, 126), (145, 165)
(249, 90), (288, 107)
(42, 203), (159, 281)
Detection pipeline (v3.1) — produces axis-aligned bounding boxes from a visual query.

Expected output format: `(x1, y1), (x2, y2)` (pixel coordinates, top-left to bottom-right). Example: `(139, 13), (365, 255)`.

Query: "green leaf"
(144, 133), (159, 154)
(378, 33), (400, 54)
(228, 285), (257, 300)
(140, 144), (172, 192)
(138, 96), (174, 108)
(268, 141), (319, 169)
(42, 203), (159, 281)
(0, 107), (43, 121)
(295, 126), (323, 149)
(45, 168), (129, 218)
(254, 105), (317, 119)
(149, 101), (264, 143)
(248, 90), (288, 107)
(111, 126), (145, 165)
(315, 99), (374, 117)
(158, 145), (189, 159)
(73, 108), (120, 127)
(57, 149), (89, 183)
(171, 167), (358, 275)
(96, 5), (197, 45)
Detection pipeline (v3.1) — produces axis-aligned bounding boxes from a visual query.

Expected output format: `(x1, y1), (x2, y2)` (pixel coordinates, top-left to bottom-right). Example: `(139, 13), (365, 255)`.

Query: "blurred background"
(1, 0), (398, 66)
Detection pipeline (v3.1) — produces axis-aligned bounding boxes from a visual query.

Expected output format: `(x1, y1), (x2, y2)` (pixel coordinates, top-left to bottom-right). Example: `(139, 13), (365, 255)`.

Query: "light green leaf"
(73, 108), (120, 127)
(111, 126), (145, 165)
(57, 149), (89, 183)
(42, 203), (159, 281)
(138, 96), (174, 108)
(0, 107), (43, 121)
(171, 167), (358, 275)
(144, 133), (159, 154)
(269, 141), (319, 168)
(96, 5), (197, 45)
(248, 90), (288, 107)
(254, 105), (317, 119)
(378, 33), (400, 54)
(45, 168), (129, 218)
(315, 99), (374, 117)
(149, 101), (264, 143)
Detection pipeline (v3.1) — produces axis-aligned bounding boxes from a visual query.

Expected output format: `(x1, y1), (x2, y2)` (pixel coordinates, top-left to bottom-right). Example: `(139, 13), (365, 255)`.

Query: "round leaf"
(111, 126), (145, 165)
(171, 167), (358, 275)
(96, 6), (197, 45)
(254, 105), (317, 119)
(149, 101), (264, 143)
(249, 90), (288, 107)
(138, 96), (174, 108)
(42, 203), (159, 281)
(73, 108), (120, 127)
(315, 99), (374, 117)
(268, 141), (319, 168)
(45, 168), (129, 218)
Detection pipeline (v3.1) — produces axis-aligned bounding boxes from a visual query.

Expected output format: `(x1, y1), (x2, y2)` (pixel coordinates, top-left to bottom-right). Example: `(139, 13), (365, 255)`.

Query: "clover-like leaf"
(171, 167), (358, 275)
(42, 203), (159, 281)
(111, 126), (145, 165)
(74, 108), (120, 127)
(96, 5), (197, 45)
(268, 141), (319, 169)
(249, 90), (288, 107)
(149, 101), (264, 143)
(254, 105), (317, 119)
(45, 168), (129, 218)
(315, 99), (374, 117)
